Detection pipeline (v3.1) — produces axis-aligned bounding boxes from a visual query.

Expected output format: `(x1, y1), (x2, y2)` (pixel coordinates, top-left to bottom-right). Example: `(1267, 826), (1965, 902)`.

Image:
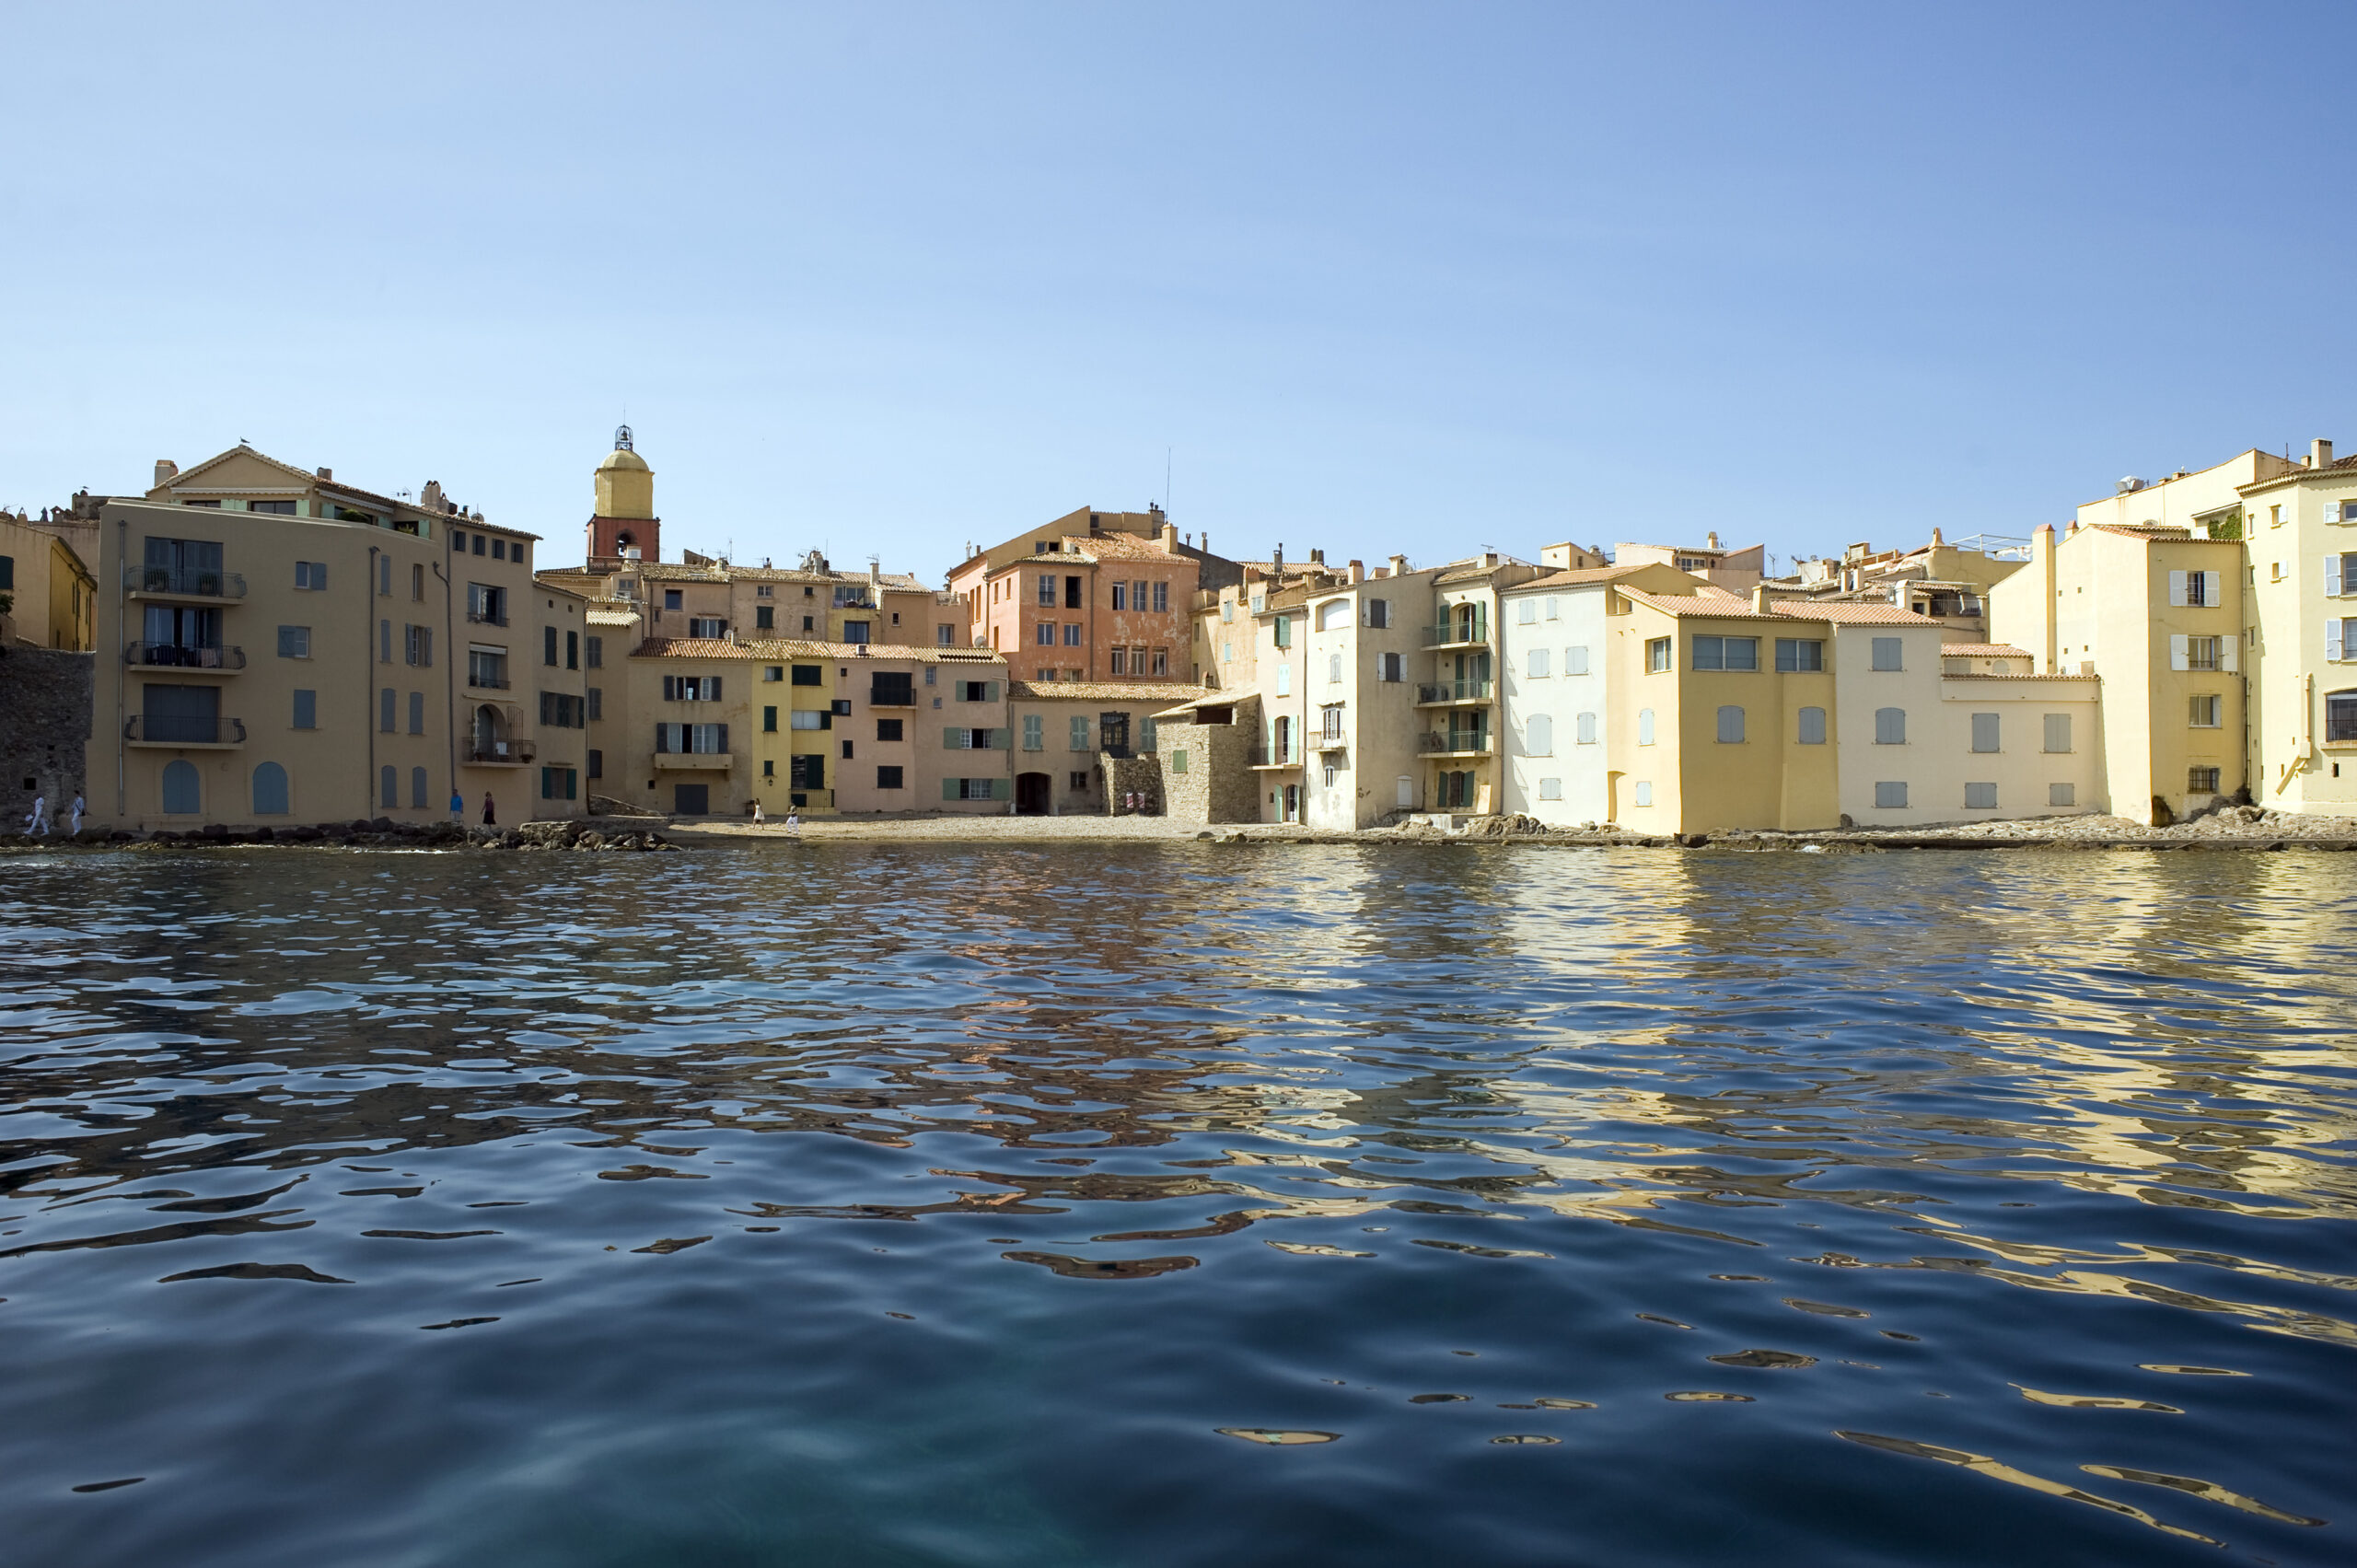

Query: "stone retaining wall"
(0, 647), (91, 830)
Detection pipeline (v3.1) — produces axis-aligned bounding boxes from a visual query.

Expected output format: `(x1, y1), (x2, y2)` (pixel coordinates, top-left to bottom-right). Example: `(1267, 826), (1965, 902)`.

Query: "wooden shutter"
(655, 724), (670, 752)
(2330, 557), (2343, 598)
(663, 676), (676, 700)
(716, 724), (728, 753)
(2203, 571), (2222, 606)
(712, 677), (722, 701)
(2222, 633), (2237, 672)
(2167, 571), (2186, 607)
(2329, 621), (2344, 663)
(943, 777), (960, 801)
(2169, 633), (2189, 670)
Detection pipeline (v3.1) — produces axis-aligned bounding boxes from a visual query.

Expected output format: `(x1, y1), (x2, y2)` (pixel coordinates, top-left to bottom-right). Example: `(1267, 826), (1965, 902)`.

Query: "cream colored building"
(2235, 438), (2357, 812)
(1990, 516), (2242, 822)
(86, 446), (585, 830)
(1005, 679), (1206, 815)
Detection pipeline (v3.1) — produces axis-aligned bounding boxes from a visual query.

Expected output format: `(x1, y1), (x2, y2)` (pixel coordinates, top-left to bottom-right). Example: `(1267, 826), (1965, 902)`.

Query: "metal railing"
(1415, 679), (1492, 703)
(464, 738), (538, 764)
(465, 670), (512, 690)
(126, 642), (244, 670)
(125, 715), (245, 745)
(466, 609), (509, 626)
(1422, 621), (1486, 646)
(867, 684), (917, 707)
(1418, 732), (1493, 756)
(125, 564), (246, 598)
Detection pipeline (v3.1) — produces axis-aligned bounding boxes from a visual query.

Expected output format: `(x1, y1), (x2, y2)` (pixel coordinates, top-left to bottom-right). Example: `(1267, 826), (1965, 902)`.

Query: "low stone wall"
(1156, 721), (1257, 824)
(0, 647), (92, 830)
(1100, 754), (1164, 815)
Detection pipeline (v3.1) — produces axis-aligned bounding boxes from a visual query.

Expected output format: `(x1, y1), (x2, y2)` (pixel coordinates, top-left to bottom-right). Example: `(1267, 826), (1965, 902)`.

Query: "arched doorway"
(473, 704), (506, 762)
(161, 760), (200, 816)
(1016, 772), (1051, 815)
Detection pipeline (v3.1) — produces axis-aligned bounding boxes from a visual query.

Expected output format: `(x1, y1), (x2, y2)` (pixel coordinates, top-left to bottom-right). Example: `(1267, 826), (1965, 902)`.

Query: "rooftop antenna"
(1166, 446), (1173, 516)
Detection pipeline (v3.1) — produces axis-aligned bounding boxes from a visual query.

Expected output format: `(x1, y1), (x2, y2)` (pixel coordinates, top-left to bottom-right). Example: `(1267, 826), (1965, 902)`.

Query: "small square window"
(1874, 781), (1909, 808)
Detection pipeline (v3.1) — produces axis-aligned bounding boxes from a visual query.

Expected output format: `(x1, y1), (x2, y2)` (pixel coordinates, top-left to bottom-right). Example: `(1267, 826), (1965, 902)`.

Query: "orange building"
(945, 505), (1242, 683)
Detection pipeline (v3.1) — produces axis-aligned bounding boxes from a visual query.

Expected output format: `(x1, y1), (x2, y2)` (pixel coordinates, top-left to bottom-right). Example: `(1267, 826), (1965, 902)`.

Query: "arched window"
(1526, 714), (1553, 756)
(1637, 707), (1655, 746)
(380, 765), (399, 808)
(411, 767), (428, 808)
(161, 760), (200, 815)
(1875, 706), (1907, 745)
(1576, 712), (1597, 745)
(1716, 705), (1745, 744)
(1316, 598), (1351, 632)
(251, 762), (289, 816)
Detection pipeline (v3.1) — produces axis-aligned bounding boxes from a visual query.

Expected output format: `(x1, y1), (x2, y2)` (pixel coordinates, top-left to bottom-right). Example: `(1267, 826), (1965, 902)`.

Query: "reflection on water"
(0, 844), (2351, 1567)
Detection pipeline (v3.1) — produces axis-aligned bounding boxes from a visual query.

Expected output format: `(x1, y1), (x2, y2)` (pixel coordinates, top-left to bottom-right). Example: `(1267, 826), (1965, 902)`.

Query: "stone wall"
(1156, 720), (1257, 824)
(0, 647), (92, 828)
(1099, 754), (1164, 815)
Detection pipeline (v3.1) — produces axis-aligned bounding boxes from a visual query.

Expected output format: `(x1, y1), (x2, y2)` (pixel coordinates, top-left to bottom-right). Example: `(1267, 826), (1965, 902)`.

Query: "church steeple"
(586, 425), (659, 563)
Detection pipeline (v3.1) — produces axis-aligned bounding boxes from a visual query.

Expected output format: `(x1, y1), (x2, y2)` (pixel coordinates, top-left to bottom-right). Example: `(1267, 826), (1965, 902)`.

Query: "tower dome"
(586, 425), (659, 563)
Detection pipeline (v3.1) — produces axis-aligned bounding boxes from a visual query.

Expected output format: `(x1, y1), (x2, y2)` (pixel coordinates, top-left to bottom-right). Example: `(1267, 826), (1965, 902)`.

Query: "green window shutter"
(764, 706), (778, 732)
(944, 727), (958, 749)
(943, 777), (959, 801)
(985, 680), (1001, 703)
(992, 778), (1010, 800)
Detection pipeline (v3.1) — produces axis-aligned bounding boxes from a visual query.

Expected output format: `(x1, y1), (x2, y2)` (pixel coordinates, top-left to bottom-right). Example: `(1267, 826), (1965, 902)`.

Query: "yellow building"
(86, 446), (586, 830)
(2235, 438), (2357, 812)
(0, 510), (97, 651)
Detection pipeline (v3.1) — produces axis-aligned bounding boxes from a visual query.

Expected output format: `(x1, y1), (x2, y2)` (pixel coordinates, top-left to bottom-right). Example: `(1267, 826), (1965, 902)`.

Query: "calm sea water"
(0, 844), (2351, 1567)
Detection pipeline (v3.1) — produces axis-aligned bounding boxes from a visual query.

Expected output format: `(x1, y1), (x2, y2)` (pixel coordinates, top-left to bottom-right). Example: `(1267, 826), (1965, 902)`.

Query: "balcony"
(1248, 744), (1301, 769)
(1414, 679), (1493, 705)
(652, 750), (731, 771)
(466, 610), (509, 627)
(1417, 732), (1494, 758)
(464, 738), (538, 766)
(125, 564), (246, 601)
(465, 672), (512, 691)
(125, 715), (245, 748)
(1422, 622), (1488, 649)
(867, 684), (917, 707)
(1310, 731), (1348, 752)
(126, 642), (244, 672)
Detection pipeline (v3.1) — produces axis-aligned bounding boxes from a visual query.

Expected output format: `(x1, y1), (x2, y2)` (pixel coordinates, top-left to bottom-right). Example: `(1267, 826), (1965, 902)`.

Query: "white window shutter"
(2222, 633), (2237, 672)
(2329, 502), (2343, 524)
(2169, 633), (2189, 670)
(2330, 557), (2344, 598)
(2204, 571), (2222, 607)
(2329, 620), (2344, 663)
(2167, 570), (2187, 607)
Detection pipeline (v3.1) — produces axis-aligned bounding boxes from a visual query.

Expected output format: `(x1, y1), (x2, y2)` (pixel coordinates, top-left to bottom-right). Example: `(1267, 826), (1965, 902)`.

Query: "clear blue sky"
(4, 2), (2350, 580)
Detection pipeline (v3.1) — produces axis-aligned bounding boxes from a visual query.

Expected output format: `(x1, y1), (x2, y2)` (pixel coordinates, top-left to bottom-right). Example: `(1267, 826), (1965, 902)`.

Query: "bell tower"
(586, 425), (659, 563)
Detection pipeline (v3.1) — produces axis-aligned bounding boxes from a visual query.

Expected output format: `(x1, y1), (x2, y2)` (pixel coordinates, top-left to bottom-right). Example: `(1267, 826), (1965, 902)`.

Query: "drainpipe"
(436, 549), (456, 811)
(114, 515), (126, 820)
(366, 545), (379, 819)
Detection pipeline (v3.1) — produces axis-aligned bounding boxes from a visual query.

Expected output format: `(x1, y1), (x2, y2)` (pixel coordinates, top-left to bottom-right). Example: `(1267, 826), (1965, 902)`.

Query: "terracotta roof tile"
(1507, 563), (1664, 591)
(1006, 680), (1211, 703)
(633, 637), (1006, 664)
(1941, 643), (2034, 657)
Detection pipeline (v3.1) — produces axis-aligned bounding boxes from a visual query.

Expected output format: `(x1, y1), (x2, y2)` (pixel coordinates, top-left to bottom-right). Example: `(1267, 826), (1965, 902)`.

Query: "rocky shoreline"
(0, 816), (679, 854)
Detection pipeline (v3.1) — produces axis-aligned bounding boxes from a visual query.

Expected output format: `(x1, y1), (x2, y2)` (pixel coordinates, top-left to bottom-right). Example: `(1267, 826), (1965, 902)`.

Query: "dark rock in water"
(349, 819), (372, 833)
(369, 817), (395, 833)
(252, 826), (274, 842)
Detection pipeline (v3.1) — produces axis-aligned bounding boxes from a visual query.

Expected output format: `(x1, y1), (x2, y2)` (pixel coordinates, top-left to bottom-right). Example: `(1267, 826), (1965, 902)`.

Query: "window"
(468, 648), (508, 689)
(1875, 707), (1907, 745)
(1034, 622), (1056, 646)
(1065, 576), (1083, 609)
(1366, 598), (1389, 629)
(1111, 583), (1127, 611)
(1272, 615), (1293, 649)
(654, 722), (729, 754)
(379, 687), (396, 733)
(292, 690), (316, 730)
(407, 625), (433, 667)
(1153, 649), (1168, 677)
(1062, 623), (1082, 646)
(2329, 555), (2357, 598)
(380, 620), (392, 663)
(378, 555), (393, 597)
(1527, 648), (1550, 679)
(1222, 641), (1234, 664)
(877, 718), (904, 742)
(381, 765), (400, 808)
(1774, 638), (1823, 672)
(1971, 713), (2000, 753)
(1576, 712), (1597, 745)
(1154, 582), (1168, 612)
(664, 589), (683, 610)
(2171, 569), (2222, 608)
(2186, 635), (2221, 671)
(1526, 714), (1553, 755)
(412, 766), (430, 808)
(842, 621), (872, 645)
(1797, 705), (1826, 745)
(1965, 782), (1998, 809)
(587, 636), (604, 668)
(1069, 772), (1091, 792)
(2330, 692), (2357, 743)
(877, 765), (904, 790)
(469, 533), (484, 555)
(2045, 782), (2073, 807)
(789, 710), (831, 730)
(763, 705), (779, 733)
(1517, 598), (1538, 625)
(791, 755), (826, 789)
(1037, 575), (1055, 607)
(1172, 749), (1189, 774)
(492, 539), (507, 562)
(295, 562), (327, 590)
(1647, 637), (1672, 673)
(540, 692), (585, 727)
(1563, 645), (1589, 675)
(277, 625), (310, 659)
(1638, 707), (1655, 745)
(1875, 781), (1909, 809)
(841, 738), (854, 760)
(791, 665), (821, 686)
(1328, 654), (1342, 683)
(1221, 601), (1236, 623)
(1870, 637), (1904, 671)
(1109, 646), (1128, 676)
(1692, 635), (1758, 670)
(588, 749), (603, 779)
(663, 676), (724, 701)
(1538, 777), (1562, 800)
(1633, 781), (1653, 807)
(408, 691), (425, 734)
(466, 584), (508, 625)
(2189, 766), (2222, 794)
(252, 762), (289, 816)
(1070, 714), (1090, 750)
(586, 688), (602, 720)
(412, 563), (424, 601)
(1378, 652), (1403, 681)
(2043, 714), (2072, 753)
(2189, 694), (2222, 728)
(1716, 705), (1745, 743)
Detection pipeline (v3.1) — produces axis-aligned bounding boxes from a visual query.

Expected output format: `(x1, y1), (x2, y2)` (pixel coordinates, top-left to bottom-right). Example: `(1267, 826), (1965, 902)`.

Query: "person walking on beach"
(449, 788), (464, 824)
(69, 795), (84, 835)
(25, 795), (48, 836)
(784, 807), (800, 837)
(482, 792), (496, 827)
(752, 799), (765, 825)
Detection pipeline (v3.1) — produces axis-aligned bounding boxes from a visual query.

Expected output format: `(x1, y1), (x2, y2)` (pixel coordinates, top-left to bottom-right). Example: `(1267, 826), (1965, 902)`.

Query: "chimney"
(1930, 527), (1944, 546)
(316, 467), (332, 481)
(1309, 547), (1324, 565)
(153, 459), (178, 487)
(2316, 438), (2336, 470)
(1706, 530), (1721, 551)
(1160, 520), (1177, 552)
(1751, 584), (1772, 614)
(1388, 552), (1408, 579)
(1347, 558), (1364, 585)
(1271, 543), (1283, 570)
(1201, 532), (1210, 554)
